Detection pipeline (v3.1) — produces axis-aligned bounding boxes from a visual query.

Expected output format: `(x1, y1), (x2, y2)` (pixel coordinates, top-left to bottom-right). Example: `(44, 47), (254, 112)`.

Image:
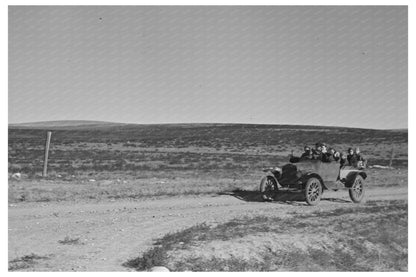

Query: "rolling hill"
(8, 120), (125, 129)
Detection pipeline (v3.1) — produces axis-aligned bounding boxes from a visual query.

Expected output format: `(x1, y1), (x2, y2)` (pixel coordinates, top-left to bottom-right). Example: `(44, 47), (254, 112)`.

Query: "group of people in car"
(299, 142), (366, 168)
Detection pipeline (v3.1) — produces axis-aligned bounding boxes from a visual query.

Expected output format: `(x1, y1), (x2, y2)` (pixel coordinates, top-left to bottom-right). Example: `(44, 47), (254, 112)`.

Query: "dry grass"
(8, 172), (257, 203)
(8, 167), (407, 203)
(8, 253), (50, 271)
(8, 124), (407, 177)
(58, 236), (82, 245)
(125, 200), (407, 271)
(8, 124), (407, 203)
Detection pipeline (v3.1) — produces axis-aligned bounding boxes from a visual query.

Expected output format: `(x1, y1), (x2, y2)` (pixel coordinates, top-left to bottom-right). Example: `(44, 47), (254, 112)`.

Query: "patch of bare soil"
(8, 186), (407, 271)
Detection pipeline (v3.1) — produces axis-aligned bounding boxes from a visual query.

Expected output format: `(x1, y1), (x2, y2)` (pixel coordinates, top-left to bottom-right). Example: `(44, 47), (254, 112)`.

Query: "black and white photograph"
(7, 3), (409, 272)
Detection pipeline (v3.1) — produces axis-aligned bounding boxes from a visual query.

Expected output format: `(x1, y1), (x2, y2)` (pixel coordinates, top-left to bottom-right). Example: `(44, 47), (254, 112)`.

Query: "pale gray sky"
(9, 6), (407, 129)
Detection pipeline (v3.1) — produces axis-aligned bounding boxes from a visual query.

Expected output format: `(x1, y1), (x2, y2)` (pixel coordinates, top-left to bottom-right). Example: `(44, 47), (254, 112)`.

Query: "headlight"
(274, 167), (282, 174)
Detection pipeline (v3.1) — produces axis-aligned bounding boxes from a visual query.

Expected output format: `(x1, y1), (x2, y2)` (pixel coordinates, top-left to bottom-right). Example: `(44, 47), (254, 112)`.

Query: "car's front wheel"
(260, 176), (277, 201)
(304, 177), (323, 206)
(349, 175), (365, 203)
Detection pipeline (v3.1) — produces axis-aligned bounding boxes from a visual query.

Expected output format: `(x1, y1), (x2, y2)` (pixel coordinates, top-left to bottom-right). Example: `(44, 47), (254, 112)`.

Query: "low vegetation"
(58, 236), (82, 245)
(124, 200), (407, 271)
(8, 253), (50, 271)
(7, 123), (408, 203)
(8, 124), (407, 177)
(8, 166), (407, 203)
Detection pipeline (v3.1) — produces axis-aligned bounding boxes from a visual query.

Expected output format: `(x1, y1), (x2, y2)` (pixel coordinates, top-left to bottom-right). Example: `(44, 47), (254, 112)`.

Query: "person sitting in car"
(347, 147), (366, 167)
(340, 152), (348, 167)
(323, 147), (338, 162)
(312, 143), (323, 160)
(355, 147), (367, 168)
(333, 150), (341, 162)
(300, 146), (313, 160)
(355, 147), (365, 161)
(347, 148), (357, 166)
(321, 145), (330, 162)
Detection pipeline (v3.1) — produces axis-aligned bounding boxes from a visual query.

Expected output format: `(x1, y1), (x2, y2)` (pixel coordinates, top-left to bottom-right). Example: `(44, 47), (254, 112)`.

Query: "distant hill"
(9, 120), (125, 129)
(8, 121), (407, 145)
(8, 120), (408, 131)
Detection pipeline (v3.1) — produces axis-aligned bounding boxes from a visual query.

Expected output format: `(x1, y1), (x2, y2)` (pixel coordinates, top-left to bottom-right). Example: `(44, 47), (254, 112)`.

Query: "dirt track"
(8, 186), (407, 271)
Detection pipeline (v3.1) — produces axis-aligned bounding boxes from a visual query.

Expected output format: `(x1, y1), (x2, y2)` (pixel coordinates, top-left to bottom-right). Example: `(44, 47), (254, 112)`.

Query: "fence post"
(43, 131), (52, 177)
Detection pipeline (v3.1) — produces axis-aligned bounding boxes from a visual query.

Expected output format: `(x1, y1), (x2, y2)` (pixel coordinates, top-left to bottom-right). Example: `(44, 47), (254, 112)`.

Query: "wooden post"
(389, 146), (394, 168)
(43, 131), (52, 177)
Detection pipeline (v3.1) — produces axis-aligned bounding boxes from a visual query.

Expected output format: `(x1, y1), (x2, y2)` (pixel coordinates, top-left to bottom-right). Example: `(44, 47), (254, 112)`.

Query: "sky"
(8, 6), (407, 129)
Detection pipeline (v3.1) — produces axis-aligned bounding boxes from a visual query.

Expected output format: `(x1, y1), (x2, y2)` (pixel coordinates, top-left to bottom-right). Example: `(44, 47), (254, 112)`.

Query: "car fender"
(263, 173), (281, 189)
(344, 171), (367, 188)
(300, 172), (327, 190)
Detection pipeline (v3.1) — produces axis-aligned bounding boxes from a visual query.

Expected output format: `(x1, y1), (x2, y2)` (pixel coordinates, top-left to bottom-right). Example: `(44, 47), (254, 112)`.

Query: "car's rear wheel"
(305, 177), (322, 206)
(260, 176), (277, 201)
(349, 175), (365, 203)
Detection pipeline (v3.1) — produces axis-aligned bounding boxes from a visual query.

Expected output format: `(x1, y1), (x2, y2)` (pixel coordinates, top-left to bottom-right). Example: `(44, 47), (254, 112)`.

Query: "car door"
(316, 161), (340, 189)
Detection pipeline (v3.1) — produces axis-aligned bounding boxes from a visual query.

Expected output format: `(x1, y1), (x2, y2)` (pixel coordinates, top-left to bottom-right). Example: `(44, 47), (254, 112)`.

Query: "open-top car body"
(260, 159), (367, 205)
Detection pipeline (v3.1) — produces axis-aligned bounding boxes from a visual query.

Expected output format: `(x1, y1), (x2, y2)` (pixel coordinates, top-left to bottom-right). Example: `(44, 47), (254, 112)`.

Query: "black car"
(260, 160), (367, 205)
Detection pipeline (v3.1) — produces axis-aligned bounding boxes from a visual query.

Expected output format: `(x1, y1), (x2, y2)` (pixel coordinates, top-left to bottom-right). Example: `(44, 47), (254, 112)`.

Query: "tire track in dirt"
(8, 186), (407, 271)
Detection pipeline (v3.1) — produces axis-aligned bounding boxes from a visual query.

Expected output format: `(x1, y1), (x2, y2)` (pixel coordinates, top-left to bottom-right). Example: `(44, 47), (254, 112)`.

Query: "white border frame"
(2, 1), (412, 276)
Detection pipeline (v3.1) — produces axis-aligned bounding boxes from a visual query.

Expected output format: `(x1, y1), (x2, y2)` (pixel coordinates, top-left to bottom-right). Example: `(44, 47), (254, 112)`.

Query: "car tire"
(349, 175), (365, 203)
(260, 176), (277, 201)
(304, 177), (323, 206)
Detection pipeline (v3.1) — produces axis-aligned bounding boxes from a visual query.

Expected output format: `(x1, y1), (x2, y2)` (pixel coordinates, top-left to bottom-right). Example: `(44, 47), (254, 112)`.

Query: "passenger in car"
(312, 143), (323, 160)
(340, 152), (348, 167)
(347, 148), (357, 165)
(355, 147), (365, 161)
(333, 150), (341, 162)
(355, 147), (367, 168)
(323, 148), (338, 162)
(300, 146), (313, 160)
(321, 145), (331, 162)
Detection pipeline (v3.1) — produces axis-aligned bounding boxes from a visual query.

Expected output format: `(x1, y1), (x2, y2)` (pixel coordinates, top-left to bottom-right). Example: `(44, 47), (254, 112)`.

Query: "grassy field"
(8, 123), (408, 203)
(124, 199), (408, 271)
(8, 122), (408, 272)
(7, 167), (408, 203)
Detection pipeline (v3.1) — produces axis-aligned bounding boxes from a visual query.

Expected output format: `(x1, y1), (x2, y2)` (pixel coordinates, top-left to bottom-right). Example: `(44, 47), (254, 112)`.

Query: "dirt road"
(8, 186), (407, 271)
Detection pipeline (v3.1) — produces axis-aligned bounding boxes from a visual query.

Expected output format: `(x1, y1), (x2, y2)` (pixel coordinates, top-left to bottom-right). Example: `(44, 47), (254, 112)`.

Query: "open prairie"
(8, 123), (408, 271)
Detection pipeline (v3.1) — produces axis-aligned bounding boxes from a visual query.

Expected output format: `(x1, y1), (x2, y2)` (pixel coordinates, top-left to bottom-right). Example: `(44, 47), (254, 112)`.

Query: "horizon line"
(8, 119), (408, 131)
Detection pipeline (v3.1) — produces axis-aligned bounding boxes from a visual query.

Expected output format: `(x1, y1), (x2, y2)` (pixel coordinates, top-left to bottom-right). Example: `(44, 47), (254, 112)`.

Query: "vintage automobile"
(259, 159), (367, 205)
